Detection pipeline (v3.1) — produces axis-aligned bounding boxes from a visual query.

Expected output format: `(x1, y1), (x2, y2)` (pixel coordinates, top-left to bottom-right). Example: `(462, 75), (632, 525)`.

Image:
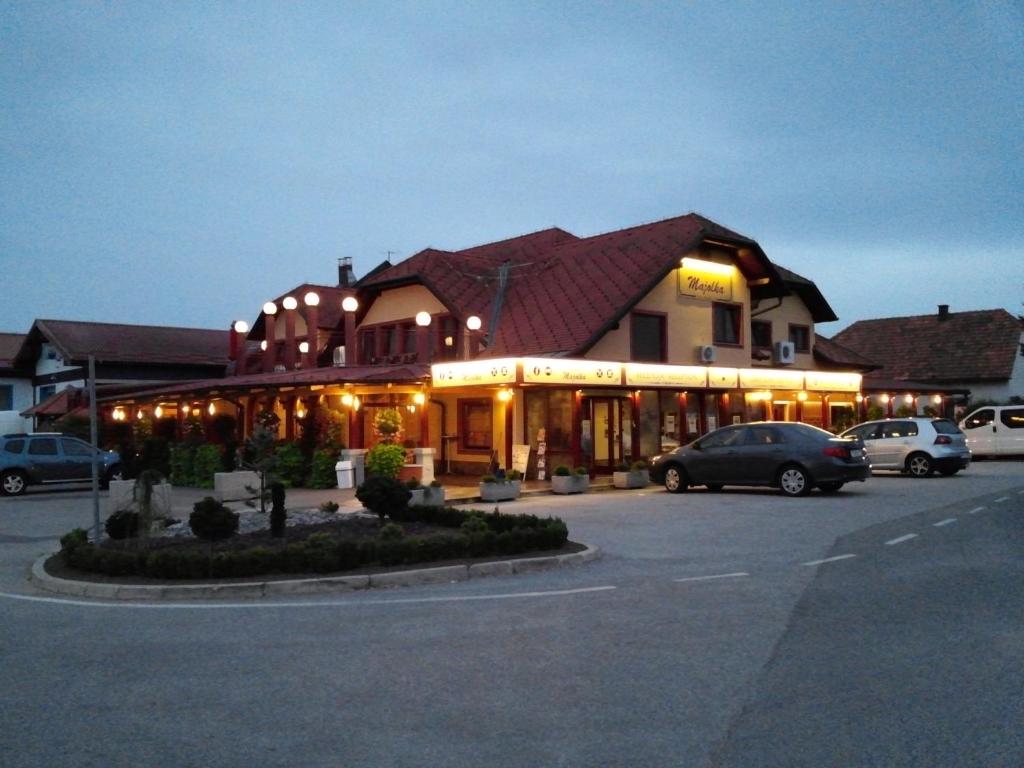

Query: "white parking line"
(994, 496), (1010, 503)
(673, 572), (749, 583)
(802, 554), (857, 567)
(967, 506), (986, 515)
(0, 585), (618, 610)
(885, 534), (918, 546)
(933, 518), (957, 527)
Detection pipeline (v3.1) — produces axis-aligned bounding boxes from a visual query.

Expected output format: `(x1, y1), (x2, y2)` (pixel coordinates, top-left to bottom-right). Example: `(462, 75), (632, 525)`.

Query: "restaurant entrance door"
(582, 397), (624, 473)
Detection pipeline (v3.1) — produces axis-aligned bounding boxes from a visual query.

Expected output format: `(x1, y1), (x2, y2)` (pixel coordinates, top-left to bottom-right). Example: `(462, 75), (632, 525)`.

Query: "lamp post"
(262, 302), (278, 372)
(304, 291), (320, 368)
(465, 315), (482, 359)
(342, 295), (358, 365)
(415, 311), (431, 362)
(232, 320), (249, 375)
(282, 296), (298, 369)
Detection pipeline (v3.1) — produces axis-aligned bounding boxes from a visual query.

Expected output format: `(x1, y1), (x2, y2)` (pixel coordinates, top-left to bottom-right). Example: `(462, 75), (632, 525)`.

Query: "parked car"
(958, 405), (1024, 457)
(840, 417), (970, 477)
(0, 433), (122, 496)
(649, 422), (870, 497)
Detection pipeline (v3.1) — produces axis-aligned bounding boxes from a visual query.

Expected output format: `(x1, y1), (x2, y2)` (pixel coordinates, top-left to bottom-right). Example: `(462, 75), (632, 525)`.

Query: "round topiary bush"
(366, 443), (407, 479)
(355, 475), (411, 522)
(105, 510), (140, 540)
(189, 497), (239, 541)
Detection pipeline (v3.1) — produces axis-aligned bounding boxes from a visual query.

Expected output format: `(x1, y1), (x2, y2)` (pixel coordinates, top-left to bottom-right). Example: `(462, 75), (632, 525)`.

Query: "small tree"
(355, 475), (411, 524)
(189, 497), (239, 541)
(237, 424), (278, 515)
(269, 482), (286, 538)
(132, 469), (165, 547)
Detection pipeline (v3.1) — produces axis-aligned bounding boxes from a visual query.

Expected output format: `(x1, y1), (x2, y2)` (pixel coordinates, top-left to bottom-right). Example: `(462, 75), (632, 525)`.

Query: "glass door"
(584, 397), (621, 474)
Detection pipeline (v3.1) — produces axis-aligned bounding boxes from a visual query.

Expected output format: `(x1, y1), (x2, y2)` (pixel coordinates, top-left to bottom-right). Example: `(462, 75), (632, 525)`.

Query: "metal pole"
(88, 355), (100, 541)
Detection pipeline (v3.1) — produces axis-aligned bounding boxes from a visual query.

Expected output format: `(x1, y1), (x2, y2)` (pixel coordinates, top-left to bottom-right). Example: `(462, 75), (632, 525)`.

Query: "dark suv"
(0, 434), (122, 496)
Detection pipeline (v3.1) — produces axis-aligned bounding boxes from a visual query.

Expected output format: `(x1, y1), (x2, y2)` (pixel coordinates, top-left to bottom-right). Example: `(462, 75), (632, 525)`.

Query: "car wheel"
(706, 484), (723, 492)
(818, 481), (844, 493)
(906, 453), (933, 478)
(778, 465), (811, 497)
(1, 470), (28, 496)
(938, 468), (959, 477)
(663, 465), (689, 494)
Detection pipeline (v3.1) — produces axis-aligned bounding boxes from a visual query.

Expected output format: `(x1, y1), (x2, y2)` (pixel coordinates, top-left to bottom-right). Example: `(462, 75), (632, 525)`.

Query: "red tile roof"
(0, 332), (25, 370)
(15, 320), (230, 368)
(813, 333), (879, 371)
(832, 309), (1023, 383)
(358, 213), (785, 357)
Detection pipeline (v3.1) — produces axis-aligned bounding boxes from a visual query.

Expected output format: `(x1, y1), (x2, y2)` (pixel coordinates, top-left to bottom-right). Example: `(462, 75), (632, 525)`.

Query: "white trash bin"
(335, 460), (354, 489)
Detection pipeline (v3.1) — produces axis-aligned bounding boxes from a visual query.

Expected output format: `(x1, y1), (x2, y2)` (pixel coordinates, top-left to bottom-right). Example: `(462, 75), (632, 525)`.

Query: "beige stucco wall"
(585, 251), (752, 368)
(360, 284), (448, 327)
(429, 389), (509, 472)
(750, 295), (816, 369)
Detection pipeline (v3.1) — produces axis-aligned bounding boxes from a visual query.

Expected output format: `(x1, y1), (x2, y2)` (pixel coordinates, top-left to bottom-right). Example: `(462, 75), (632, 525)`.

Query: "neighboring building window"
(712, 303), (742, 346)
(37, 385), (56, 403)
(0, 385), (12, 411)
(458, 399), (492, 452)
(751, 321), (772, 349)
(630, 312), (666, 362)
(789, 324), (810, 353)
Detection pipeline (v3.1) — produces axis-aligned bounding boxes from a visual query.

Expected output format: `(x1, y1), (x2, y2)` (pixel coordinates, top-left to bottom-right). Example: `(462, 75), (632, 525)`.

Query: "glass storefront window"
(637, 391), (682, 457)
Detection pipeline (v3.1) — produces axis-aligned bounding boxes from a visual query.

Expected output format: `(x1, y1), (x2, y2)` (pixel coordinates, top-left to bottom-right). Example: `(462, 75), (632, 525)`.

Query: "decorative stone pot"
(613, 470), (649, 489)
(479, 480), (521, 502)
(409, 486), (445, 507)
(551, 474), (589, 494)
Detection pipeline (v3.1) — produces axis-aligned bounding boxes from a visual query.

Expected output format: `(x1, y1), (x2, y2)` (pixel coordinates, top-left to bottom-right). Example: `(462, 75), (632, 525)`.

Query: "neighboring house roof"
(773, 265), (838, 323)
(0, 332), (26, 373)
(357, 213), (790, 358)
(832, 308), (1023, 383)
(14, 320), (230, 369)
(813, 334), (879, 371)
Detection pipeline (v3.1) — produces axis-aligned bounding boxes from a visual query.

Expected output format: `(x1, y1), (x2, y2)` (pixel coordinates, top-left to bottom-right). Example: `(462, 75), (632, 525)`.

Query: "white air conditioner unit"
(333, 345), (346, 366)
(774, 341), (796, 365)
(697, 345), (717, 363)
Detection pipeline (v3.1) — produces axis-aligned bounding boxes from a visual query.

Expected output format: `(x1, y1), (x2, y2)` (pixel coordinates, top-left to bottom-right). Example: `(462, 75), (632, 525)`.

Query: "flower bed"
(58, 506), (570, 580)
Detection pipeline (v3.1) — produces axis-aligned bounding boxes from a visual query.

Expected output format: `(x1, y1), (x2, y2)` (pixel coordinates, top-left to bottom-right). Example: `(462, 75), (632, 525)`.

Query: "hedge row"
(58, 506), (569, 580)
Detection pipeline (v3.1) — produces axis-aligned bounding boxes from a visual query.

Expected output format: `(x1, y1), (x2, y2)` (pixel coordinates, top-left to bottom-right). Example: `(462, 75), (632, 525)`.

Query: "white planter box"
(108, 479), (173, 518)
(551, 475), (589, 494)
(613, 470), (649, 489)
(479, 480), (521, 502)
(213, 471), (261, 502)
(409, 486), (445, 507)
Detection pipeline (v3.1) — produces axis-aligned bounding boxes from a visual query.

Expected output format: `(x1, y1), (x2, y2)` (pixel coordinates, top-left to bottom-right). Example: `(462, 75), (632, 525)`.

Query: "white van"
(958, 406), (1024, 456)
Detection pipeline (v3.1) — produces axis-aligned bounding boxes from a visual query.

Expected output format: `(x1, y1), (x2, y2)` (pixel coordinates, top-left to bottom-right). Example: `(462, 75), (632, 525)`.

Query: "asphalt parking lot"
(1, 461), (1022, 767)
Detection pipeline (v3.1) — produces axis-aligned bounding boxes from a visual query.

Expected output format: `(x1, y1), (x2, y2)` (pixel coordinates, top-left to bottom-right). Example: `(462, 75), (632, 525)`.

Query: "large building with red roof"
(108, 212), (866, 475)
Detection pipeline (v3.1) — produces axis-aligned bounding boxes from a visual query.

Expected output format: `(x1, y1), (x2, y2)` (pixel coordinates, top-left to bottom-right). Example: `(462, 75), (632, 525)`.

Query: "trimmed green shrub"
(192, 444), (222, 489)
(366, 443), (407, 479)
(574, 466), (589, 476)
(355, 475), (411, 522)
(60, 528), (89, 552)
(274, 443), (305, 487)
(309, 449), (338, 489)
(105, 510), (140, 540)
(189, 497), (239, 541)
(553, 465), (571, 476)
(378, 522), (405, 541)
(630, 461), (648, 472)
(169, 443), (195, 486)
(481, 474), (497, 483)
(506, 469), (522, 481)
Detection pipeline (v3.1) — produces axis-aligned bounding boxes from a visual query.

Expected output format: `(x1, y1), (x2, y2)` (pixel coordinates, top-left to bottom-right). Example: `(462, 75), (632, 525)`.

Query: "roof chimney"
(938, 304), (950, 321)
(337, 257), (357, 288)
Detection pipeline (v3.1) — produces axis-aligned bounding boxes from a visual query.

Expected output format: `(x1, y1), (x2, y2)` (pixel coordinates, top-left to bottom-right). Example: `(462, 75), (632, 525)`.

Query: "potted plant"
(422, 478), (445, 507)
(613, 460), (649, 489)
(479, 469), (521, 502)
(552, 465), (589, 494)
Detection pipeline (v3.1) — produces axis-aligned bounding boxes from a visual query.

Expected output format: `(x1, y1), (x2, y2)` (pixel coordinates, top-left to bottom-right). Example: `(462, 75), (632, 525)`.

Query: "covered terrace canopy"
(100, 363), (430, 405)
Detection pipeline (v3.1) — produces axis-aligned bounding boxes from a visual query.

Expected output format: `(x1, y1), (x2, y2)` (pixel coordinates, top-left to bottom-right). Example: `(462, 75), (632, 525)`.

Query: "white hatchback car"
(840, 417), (971, 477)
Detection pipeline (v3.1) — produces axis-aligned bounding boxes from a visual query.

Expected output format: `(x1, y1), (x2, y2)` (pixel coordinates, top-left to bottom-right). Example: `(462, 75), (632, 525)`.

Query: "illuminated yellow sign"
(678, 257), (735, 301)
(804, 371), (862, 392)
(431, 359), (518, 388)
(521, 358), (622, 385)
(707, 367), (739, 388)
(624, 363), (707, 388)
(739, 368), (806, 390)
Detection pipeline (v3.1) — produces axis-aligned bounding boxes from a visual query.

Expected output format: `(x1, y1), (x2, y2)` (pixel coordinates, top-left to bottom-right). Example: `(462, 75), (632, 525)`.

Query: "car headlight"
(650, 455), (661, 464)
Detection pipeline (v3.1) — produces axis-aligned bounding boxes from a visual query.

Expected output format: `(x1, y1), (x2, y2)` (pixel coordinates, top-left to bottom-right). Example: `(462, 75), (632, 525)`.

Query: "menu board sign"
(738, 368), (806, 390)
(804, 371), (862, 392)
